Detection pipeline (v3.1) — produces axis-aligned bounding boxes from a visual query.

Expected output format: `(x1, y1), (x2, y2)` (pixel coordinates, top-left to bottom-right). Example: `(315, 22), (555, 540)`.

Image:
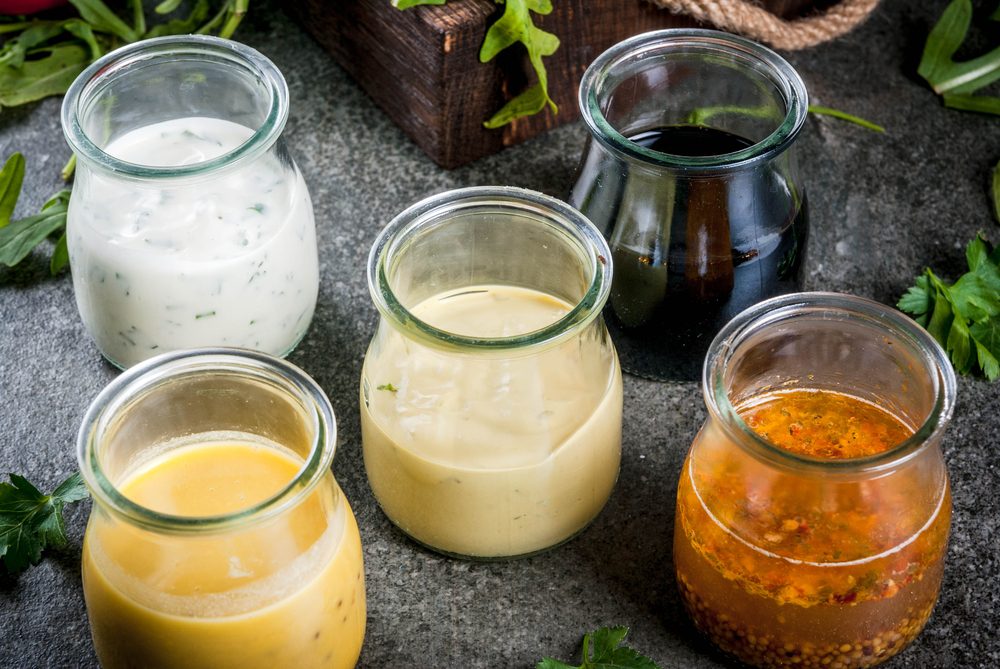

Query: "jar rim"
(76, 348), (337, 533)
(367, 186), (612, 352)
(703, 292), (957, 474)
(578, 29), (809, 172)
(60, 35), (288, 181)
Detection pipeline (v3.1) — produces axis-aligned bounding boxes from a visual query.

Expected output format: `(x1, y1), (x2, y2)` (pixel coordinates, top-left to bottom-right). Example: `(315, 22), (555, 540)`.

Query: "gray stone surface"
(1, 0), (999, 667)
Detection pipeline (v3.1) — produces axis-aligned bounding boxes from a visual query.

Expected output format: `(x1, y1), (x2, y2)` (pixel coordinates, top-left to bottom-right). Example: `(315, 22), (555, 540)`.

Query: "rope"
(645, 0), (881, 50)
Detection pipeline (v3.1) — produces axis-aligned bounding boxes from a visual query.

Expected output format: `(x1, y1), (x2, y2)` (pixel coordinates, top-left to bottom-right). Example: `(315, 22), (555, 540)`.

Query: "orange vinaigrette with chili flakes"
(675, 389), (951, 669)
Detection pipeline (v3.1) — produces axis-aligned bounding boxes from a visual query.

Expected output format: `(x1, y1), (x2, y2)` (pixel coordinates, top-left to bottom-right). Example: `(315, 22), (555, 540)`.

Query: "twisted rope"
(646, 0), (881, 50)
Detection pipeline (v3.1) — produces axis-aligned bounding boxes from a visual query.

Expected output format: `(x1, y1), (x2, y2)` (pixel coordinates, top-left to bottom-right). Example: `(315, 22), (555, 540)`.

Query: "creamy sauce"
(68, 117), (318, 368)
(82, 437), (365, 669)
(361, 285), (622, 557)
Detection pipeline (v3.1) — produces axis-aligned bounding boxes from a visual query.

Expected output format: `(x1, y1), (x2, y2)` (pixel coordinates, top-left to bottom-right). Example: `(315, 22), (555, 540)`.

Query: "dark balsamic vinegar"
(606, 125), (807, 380)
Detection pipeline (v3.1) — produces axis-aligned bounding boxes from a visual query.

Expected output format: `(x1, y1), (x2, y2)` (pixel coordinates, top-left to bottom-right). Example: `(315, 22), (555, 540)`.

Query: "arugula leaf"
(67, 0), (139, 43)
(0, 43), (90, 109)
(480, 0), (559, 129)
(807, 105), (885, 133)
(0, 471), (88, 574)
(537, 626), (660, 669)
(0, 152), (25, 227)
(0, 189), (69, 269)
(0, 22), (67, 69)
(899, 233), (1000, 381)
(145, 0), (211, 39)
(942, 93), (1000, 115)
(50, 230), (69, 275)
(918, 0), (1000, 115)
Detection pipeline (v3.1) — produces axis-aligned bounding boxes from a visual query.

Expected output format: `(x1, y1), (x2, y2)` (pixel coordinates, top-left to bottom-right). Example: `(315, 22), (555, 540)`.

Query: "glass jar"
(569, 29), (809, 381)
(361, 186), (622, 559)
(674, 293), (955, 669)
(77, 349), (365, 669)
(61, 36), (318, 369)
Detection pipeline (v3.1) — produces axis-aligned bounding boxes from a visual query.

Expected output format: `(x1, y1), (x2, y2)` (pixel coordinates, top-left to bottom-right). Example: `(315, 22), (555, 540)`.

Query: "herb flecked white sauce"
(68, 117), (319, 368)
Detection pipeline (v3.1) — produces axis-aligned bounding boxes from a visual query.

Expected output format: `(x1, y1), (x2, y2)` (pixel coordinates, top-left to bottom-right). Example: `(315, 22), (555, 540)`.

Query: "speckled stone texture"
(1, 1), (999, 667)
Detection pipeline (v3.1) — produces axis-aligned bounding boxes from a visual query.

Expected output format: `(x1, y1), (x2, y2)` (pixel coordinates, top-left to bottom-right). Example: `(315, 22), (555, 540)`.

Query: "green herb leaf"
(0, 471), (88, 574)
(0, 153), (25, 228)
(480, 0), (559, 128)
(942, 93), (1000, 116)
(0, 189), (69, 268)
(145, 0), (210, 38)
(899, 233), (1000, 380)
(155, 0), (184, 14)
(0, 22), (67, 69)
(63, 18), (104, 62)
(807, 105), (885, 133)
(67, 0), (139, 42)
(0, 43), (90, 108)
(536, 626), (660, 669)
(392, 0), (446, 7)
(50, 230), (69, 275)
(377, 383), (399, 392)
(918, 0), (1000, 96)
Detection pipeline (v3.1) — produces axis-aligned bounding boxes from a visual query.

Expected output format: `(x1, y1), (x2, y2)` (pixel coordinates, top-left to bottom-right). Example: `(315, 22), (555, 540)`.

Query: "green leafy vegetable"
(479, 0), (559, 128)
(394, 0), (559, 128)
(536, 626), (660, 669)
(0, 188), (70, 271)
(899, 233), (1000, 380)
(807, 105), (885, 133)
(377, 383), (399, 392)
(391, 0), (446, 7)
(918, 0), (1000, 115)
(0, 0), (249, 111)
(0, 153), (25, 226)
(0, 471), (89, 574)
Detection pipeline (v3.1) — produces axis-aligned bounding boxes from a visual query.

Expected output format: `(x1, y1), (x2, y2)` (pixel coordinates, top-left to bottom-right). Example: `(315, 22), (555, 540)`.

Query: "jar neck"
(703, 292), (957, 476)
(579, 29), (808, 174)
(367, 186), (612, 354)
(77, 348), (336, 534)
(61, 35), (288, 181)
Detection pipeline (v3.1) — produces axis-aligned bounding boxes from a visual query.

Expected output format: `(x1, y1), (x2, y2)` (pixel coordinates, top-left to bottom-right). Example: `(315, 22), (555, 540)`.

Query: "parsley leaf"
(536, 626), (660, 669)
(0, 471), (89, 574)
(898, 233), (1000, 381)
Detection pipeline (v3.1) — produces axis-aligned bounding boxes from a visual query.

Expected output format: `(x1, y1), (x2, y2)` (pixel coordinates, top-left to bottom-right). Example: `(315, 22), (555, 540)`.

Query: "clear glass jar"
(674, 293), (955, 669)
(61, 36), (318, 369)
(361, 186), (623, 559)
(569, 29), (809, 381)
(77, 349), (365, 669)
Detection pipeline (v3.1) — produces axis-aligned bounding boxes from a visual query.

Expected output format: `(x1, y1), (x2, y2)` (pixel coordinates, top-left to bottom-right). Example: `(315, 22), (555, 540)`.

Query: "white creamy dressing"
(68, 117), (318, 368)
(361, 285), (622, 557)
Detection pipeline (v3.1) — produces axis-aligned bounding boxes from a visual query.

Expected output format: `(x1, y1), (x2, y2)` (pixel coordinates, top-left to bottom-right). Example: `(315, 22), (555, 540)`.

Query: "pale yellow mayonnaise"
(361, 285), (623, 558)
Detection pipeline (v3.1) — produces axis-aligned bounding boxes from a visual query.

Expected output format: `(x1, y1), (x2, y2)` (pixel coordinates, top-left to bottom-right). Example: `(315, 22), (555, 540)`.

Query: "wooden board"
(288, 0), (825, 168)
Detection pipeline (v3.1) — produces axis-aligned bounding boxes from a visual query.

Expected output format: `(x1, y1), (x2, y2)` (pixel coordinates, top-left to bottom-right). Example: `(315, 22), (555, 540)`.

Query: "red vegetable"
(0, 0), (67, 14)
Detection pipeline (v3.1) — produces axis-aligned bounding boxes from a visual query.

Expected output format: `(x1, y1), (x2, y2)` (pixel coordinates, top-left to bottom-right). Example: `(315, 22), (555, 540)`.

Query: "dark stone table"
(1, 1), (998, 667)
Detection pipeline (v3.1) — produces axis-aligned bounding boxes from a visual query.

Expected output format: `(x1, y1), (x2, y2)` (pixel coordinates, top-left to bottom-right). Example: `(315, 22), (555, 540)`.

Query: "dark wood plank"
(288, 0), (817, 168)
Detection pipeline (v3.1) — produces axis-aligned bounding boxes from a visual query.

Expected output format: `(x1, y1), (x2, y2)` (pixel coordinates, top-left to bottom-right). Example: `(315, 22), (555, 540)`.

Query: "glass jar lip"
(703, 292), (957, 475)
(578, 28), (809, 172)
(60, 35), (288, 181)
(76, 347), (337, 534)
(367, 186), (612, 352)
